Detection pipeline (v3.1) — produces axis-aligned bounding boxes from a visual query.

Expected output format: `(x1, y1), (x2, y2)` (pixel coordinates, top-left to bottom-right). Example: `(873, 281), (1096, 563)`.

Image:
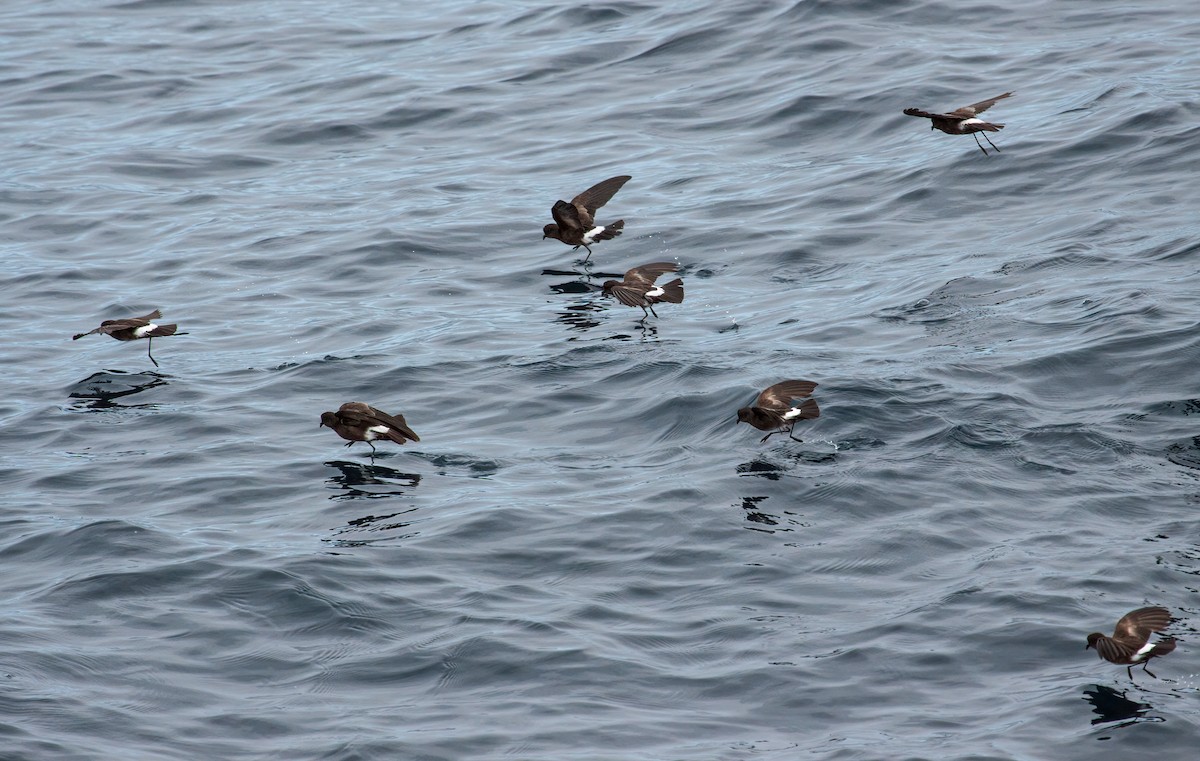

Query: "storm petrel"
(600, 261), (684, 320)
(542, 175), (631, 261)
(737, 380), (820, 443)
(1086, 606), (1176, 679)
(903, 92), (1013, 155)
(320, 402), (420, 455)
(72, 309), (182, 367)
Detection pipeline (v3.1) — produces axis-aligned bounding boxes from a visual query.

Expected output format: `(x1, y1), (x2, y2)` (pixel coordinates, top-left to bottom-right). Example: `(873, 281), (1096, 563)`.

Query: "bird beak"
(541, 234), (547, 240)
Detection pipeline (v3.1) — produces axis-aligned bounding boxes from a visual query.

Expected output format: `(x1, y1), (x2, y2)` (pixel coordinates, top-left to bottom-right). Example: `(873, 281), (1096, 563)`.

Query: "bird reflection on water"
(1082, 684), (1162, 729)
(324, 459), (421, 500)
(68, 370), (169, 410)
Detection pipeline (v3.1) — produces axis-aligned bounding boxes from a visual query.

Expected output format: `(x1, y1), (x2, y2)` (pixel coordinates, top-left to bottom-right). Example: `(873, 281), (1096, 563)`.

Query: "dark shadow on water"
(734, 495), (811, 534)
(324, 505), (422, 548)
(556, 299), (604, 333)
(67, 370), (169, 410)
(1082, 684), (1163, 731)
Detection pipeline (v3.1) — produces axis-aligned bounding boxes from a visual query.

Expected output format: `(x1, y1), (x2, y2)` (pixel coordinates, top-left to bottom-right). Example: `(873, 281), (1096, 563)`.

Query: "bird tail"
(795, 398), (820, 420)
(1153, 638), (1178, 656)
(657, 278), (684, 304)
(591, 219), (624, 242)
(146, 324), (178, 337)
(384, 421), (420, 444)
(980, 122), (1004, 131)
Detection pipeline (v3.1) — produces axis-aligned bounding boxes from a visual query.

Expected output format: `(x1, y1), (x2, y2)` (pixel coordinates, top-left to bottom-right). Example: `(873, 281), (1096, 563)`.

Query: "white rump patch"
(582, 225), (605, 244)
(1131, 642), (1156, 661)
(959, 118), (985, 128)
(364, 424), (390, 440)
(133, 323), (159, 338)
(645, 286), (664, 298)
(782, 406), (805, 420)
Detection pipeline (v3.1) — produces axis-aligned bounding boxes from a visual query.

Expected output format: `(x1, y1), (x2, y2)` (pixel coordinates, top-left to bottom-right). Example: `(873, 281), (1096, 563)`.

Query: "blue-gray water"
(2, 1), (1199, 758)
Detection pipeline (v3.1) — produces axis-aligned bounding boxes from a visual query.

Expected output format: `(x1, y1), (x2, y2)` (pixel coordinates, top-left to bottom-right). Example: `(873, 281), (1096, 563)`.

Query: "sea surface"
(2, 1), (1199, 759)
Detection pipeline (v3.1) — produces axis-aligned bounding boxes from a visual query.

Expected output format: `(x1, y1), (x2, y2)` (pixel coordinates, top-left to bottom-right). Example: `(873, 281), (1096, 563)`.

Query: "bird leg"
(580, 244), (594, 263)
(648, 304), (659, 318)
(147, 338), (160, 367)
(982, 133), (1000, 153)
(1141, 663), (1159, 679)
(972, 133), (989, 156)
(759, 429), (786, 443)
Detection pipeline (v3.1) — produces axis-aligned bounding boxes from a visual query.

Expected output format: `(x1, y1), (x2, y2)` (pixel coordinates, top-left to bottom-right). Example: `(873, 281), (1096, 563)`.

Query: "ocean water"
(2, 0), (1199, 758)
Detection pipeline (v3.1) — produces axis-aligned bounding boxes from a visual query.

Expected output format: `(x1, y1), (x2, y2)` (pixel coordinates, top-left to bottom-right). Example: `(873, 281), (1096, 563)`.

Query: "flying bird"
(542, 175), (630, 261)
(320, 402), (420, 455)
(1086, 606), (1176, 680)
(72, 309), (182, 367)
(903, 92), (1013, 155)
(600, 261), (684, 320)
(736, 380), (820, 443)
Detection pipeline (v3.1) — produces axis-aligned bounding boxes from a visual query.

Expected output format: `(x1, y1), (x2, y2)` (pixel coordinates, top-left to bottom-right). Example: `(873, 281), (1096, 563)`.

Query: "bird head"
(735, 407), (754, 425)
(1085, 633), (1103, 650)
(542, 224), (559, 240)
(600, 280), (619, 294)
(319, 412), (338, 429)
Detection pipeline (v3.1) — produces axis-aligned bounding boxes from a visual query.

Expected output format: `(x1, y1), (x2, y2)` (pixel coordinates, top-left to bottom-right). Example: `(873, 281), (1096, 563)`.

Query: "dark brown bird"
(542, 175), (631, 261)
(320, 402), (420, 455)
(903, 92), (1013, 156)
(1086, 606), (1176, 679)
(600, 262), (684, 320)
(737, 380), (820, 443)
(72, 309), (182, 367)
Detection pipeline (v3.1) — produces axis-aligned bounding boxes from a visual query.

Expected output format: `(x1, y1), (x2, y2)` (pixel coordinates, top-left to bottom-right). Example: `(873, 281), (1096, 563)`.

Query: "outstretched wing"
(756, 380), (818, 410)
(903, 108), (942, 119)
(951, 92), (1013, 117)
(571, 175), (631, 215)
(623, 261), (678, 287)
(1114, 606), (1171, 641)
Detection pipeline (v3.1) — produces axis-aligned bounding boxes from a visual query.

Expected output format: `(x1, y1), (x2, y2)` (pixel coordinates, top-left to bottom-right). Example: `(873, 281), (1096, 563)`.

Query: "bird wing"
(756, 380), (818, 410)
(623, 261), (678, 287)
(363, 405), (420, 441)
(551, 200), (584, 232)
(336, 402), (375, 426)
(902, 108), (943, 119)
(607, 284), (649, 307)
(1114, 606), (1171, 640)
(1092, 635), (1136, 663)
(951, 92), (1013, 117)
(571, 175), (631, 215)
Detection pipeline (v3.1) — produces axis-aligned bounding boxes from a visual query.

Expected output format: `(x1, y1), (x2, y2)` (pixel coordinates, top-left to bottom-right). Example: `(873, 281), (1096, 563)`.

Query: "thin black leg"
(147, 338), (160, 367)
(982, 133), (1000, 153)
(648, 304), (659, 318)
(581, 244), (594, 263)
(1126, 665), (1135, 680)
(972, 133), (989, 156)
(759, 429), (785, 443)
(1142, 663), (1158, 679)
